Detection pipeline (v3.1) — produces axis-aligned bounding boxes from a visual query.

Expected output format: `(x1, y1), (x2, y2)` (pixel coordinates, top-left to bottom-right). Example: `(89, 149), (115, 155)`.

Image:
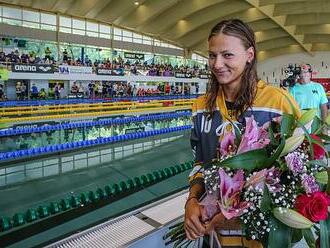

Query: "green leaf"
(320, 218), (330, 248)
(280, 134), (305, 157)
(273, 208), (313, 229)
(216, 148), (269, 172)
(302, 229), (316, 248)
(311, 116), (322, 134)
(260, 185), (271, 213)
(326, 114), (330, 126)
(268, 217), (292, 248)
(281, 113), (295, 137)
(291, 229), (303, 244)
(315, 171), (329, 184)
(297, 121), (315, 159)
(299, 109), (317, 125)
(318, 134), (330, 144)
(306, 160), (328, 168)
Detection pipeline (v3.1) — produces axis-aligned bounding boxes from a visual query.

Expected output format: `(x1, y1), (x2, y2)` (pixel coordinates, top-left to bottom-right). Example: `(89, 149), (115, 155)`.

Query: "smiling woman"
(184, 19), (301, 248)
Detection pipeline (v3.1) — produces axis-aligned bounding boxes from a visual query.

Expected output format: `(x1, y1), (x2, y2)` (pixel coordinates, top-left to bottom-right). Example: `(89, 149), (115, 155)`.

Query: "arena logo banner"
(124, 52), (145, 60)
(199, 73), (210, 79)
(175, 72), (192, 78)
(12, 64), (55, 73)
(58, 65), (93, 74)
(13, 121), (56, 130)
(96, 68), (112, 75)
(96, 68), (125, 76)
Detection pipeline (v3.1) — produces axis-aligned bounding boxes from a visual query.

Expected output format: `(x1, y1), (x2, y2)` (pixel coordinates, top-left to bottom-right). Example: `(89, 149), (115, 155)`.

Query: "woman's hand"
(184, 198), (206, 240)
(205, 212), (241, 235)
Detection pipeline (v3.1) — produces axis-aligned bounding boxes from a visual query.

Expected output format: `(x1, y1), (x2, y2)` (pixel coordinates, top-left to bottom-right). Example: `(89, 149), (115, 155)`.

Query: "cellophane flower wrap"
(164, 109), (330, 248)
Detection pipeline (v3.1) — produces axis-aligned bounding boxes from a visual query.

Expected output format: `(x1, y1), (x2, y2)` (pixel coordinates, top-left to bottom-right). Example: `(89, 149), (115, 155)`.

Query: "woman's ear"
(246, 47), (255, 63)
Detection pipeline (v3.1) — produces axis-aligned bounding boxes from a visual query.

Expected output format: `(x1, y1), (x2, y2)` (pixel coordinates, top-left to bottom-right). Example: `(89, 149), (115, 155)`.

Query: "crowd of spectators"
(0, 49), (209, 77)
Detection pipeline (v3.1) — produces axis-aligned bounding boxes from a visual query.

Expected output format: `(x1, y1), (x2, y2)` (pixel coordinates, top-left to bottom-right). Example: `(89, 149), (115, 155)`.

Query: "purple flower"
(265, 167), (282, 193)
(302, 174), (320, 194)
(285, 152), (304, 175)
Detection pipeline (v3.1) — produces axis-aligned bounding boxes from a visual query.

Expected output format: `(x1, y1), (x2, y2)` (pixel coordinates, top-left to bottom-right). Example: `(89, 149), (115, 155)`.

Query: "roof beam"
(162, 0), (251, 40)
(245, 0), (313, 55)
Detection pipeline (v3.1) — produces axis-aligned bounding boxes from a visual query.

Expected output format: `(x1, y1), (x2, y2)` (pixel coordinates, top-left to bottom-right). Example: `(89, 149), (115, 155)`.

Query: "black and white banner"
(124, 52), (145, 60)
(12, 64), (55, 73)
(175, 72), (192, 78)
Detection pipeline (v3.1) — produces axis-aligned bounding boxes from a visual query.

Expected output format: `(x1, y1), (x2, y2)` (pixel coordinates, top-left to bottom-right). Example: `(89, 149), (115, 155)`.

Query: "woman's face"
(208, 33), (254, 87)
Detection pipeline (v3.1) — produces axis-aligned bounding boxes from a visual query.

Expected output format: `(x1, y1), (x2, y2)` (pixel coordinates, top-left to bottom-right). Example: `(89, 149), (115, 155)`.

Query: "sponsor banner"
(96, 68), (112, 75)
(175, 72), (192, 78)
(125, 127), (145, 134)
(13, 121), (56, 130)
(95, 68), (125, 76)
(58, 65), (93, 74)
(199, 73), (210, 79)
(12, 63), (55, 73)
(124, 52), (145, 60)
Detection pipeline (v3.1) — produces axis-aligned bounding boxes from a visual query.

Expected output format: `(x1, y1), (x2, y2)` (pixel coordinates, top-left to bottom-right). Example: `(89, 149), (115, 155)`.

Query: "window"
(59, 27), (71, 33)
(2, 7), (21, 19)
(122, 30), (132, 38)
(72, 29), (85, 35)
(41, 13), (56, 25)
(143, 39), (152, 45)
(99, 24), (110, 34)
(133, 38), (143, 44)
(114, 27), (122, 36)
(86, 21), (98, 32)
(154, 39), (161, 47)
(123, 36), (132, 42)
(133, 33), (142, 39)
(23, 10), (39, 23)
(72, 18), (85, 30)
(41, 24), (56, 31)
(87, 31), (98, 37)
(60, 16), (71, 27)
(99, 33), (111, 39)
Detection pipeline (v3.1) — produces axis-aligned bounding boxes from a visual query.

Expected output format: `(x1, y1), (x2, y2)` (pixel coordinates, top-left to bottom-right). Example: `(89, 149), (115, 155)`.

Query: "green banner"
(0, 68), (9, 80)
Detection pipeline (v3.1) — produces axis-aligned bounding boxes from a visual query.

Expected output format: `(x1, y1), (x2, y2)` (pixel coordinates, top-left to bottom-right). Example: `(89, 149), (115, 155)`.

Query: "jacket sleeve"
(188, 102), (205, 187)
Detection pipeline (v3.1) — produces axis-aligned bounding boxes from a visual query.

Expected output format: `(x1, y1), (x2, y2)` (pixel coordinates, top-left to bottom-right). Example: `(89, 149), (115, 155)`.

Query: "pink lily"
(220, 131), (236, 156)
(218, 168), (250, 219)
(237, 116), (270, 154)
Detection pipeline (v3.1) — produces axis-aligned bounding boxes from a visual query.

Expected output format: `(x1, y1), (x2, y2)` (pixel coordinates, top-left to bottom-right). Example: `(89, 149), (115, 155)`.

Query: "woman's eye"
(208, 54), (216, 59)
(224, 53), (233, 58)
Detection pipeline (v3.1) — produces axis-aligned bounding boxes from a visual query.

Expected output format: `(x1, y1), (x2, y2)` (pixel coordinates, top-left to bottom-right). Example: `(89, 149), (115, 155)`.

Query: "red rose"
(310, 134), (326, 159)
(295, 192), (330, 222)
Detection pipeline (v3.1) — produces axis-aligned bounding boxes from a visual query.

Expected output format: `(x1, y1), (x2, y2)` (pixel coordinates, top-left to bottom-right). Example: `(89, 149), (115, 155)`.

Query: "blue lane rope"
(0, 95), (199, 107)
(0, 111), (192, 137)
(0, 125), (192, 161)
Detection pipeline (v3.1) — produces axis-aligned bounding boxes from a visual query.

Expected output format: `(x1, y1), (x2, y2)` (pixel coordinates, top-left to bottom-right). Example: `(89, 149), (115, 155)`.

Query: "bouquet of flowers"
(164, 109), (330, 248)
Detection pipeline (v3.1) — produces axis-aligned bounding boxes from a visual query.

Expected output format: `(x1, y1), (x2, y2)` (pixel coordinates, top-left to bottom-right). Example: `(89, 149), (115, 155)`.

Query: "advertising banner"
(58, 65), (93, 74)
(175, 72), (192, 78)
(95, 68), (125, 76)
(124, 52), (145, 60)
(12, 64), (55, 73)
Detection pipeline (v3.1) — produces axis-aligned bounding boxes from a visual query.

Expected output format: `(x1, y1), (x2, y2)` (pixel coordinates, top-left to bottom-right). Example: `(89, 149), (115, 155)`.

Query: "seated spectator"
(30, 83), (39, 100)
(54, 82), (61, 100)
(39, 88), (47, 99)
(0, 84), (4, 101)
(71, 82), (79, 95)
(62, 49), (68, 62)
(44, 47), (52, 60)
